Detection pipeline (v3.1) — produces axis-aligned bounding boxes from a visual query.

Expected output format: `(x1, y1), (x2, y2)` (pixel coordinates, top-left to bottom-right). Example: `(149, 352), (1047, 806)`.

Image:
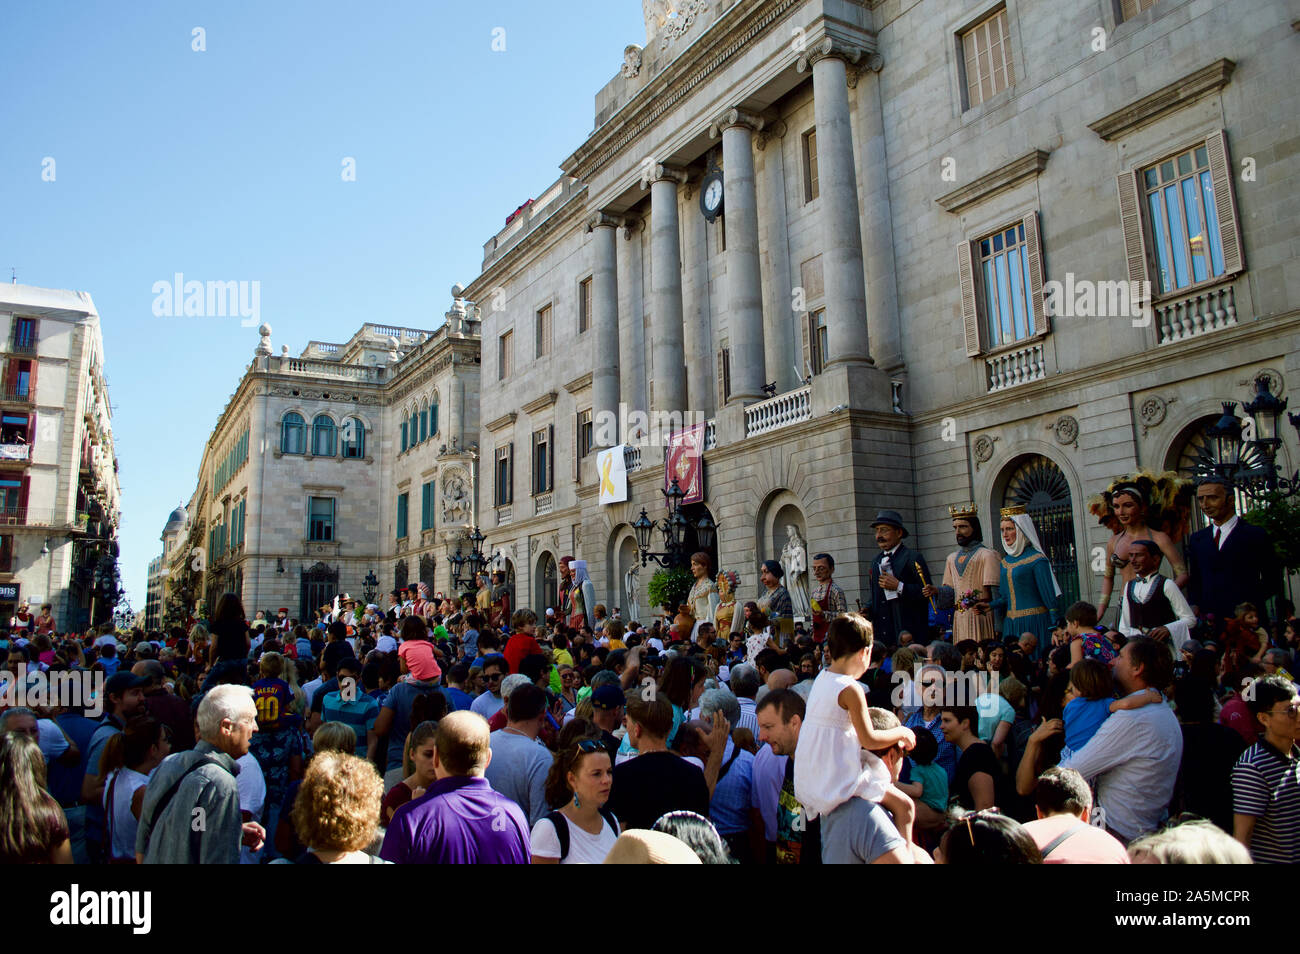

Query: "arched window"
(430, 392), (440, 436)
(409, 408), (419, 445)
(312, 415), (336, 457)
(419, 402), (428, 443)
(281, 412), (305, 454)
(342, 417), (365, 458)
(400, 420), (409, 453)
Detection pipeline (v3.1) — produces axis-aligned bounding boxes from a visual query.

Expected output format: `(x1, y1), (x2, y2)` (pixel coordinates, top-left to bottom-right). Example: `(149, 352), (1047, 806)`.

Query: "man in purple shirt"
(380, 711), (530, 864)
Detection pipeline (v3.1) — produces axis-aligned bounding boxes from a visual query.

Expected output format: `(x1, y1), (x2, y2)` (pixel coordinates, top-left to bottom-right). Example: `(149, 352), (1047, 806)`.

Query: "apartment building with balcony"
(166, 302), (481, 621)
(0, 284), (122, 629)
(467, 0), (1300, 620)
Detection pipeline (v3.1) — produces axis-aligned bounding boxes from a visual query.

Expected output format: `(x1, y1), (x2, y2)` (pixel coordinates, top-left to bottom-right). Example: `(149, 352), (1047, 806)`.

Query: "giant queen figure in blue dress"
(989, 505), (1062, 656)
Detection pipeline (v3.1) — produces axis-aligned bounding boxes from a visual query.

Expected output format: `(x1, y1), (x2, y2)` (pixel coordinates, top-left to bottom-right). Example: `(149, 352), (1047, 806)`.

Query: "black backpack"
(545, 808), (620, 861)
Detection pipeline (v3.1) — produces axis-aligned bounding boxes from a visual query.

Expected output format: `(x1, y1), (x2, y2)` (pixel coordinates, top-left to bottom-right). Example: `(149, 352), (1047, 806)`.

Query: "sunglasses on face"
(484, 673), (503, 681)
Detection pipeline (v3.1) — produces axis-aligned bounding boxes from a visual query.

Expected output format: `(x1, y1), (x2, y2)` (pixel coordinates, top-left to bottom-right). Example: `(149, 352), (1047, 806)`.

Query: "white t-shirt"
(375, 635), (397, 653)
(94, 634), (119, 650)
(236, 753), (266, 865)
(530, 813), (620, 864)
(103, 767), (150, 861)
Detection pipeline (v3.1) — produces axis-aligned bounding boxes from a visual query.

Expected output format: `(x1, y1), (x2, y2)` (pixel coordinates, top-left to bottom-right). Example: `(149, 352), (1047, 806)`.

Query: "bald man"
(380, 712), (530, 864)
(133, 659), (194, 751)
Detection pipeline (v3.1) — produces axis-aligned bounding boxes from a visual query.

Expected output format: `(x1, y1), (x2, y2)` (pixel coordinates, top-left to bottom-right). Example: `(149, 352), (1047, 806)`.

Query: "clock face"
(704, 178), (723, 211)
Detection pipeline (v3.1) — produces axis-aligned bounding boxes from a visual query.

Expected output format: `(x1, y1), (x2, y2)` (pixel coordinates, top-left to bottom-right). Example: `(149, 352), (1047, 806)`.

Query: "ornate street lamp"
(363, 570), (378, 605)
(449, 548), (467, 588)
(1205, 402), (1243, 480)
(1232, 375), (1300, 499)
(632, 478), (720, 568)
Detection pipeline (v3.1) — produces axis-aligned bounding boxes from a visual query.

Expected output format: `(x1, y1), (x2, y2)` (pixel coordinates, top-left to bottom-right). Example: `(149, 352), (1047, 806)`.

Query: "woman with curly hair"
(283, 751), (389, 864)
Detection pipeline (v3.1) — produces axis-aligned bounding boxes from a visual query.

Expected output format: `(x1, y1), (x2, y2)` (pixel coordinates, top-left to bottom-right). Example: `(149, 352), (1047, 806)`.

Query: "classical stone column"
(710, 109), (766, 404)
(618, 217), (647, 424)
(681, 188), (715, 419)
(756, 119), (797, 394)
(797, 39), (874, 368)
(856, 60), (901, 370)
(647, 164), (689, 416)
(588, 212), (621, 448)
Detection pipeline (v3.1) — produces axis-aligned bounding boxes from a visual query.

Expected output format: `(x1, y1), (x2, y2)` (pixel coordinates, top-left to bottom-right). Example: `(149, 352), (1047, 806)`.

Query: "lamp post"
(450, 527), (489, 589)
(1236, 375), (1299, 498)
(362, 570), (378, 605)
(632, 479), (719, 568)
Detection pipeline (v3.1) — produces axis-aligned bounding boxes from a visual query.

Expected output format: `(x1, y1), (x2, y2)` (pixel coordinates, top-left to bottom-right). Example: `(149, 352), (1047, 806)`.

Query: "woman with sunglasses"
(531, 738), (619, 864)
(556, 665), (581, 715)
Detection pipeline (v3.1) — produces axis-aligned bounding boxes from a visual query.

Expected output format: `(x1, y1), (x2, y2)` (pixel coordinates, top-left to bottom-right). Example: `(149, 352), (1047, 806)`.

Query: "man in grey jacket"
(135, 684), (265, 864)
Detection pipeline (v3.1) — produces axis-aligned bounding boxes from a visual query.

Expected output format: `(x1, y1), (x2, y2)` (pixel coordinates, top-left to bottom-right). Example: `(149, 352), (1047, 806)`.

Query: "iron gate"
(301, 562), (338, 620)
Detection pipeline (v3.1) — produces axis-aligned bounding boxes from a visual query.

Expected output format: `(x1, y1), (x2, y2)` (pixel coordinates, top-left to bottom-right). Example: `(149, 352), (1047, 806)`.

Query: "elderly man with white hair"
(134, 685), (266, 864)
(696, 687), (758, 862)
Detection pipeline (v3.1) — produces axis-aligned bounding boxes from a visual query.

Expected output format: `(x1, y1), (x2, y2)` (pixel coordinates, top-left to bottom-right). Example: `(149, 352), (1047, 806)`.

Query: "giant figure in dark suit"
(1186, 476), (1281, 625)
(866, 511), (934, 645)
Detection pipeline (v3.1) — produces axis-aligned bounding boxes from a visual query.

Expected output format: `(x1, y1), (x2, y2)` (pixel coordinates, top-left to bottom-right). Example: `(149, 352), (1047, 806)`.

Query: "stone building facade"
(0, 284), (122, 630)
(166, 301), (481, 621)
(467, 0), (1300, 624)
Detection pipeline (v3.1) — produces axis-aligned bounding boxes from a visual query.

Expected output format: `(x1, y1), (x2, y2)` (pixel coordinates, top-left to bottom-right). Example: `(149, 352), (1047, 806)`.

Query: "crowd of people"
(0, 467), (1296, 864)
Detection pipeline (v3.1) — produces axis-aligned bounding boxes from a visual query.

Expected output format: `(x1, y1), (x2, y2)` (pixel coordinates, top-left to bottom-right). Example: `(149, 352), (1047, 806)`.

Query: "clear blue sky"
(1, 0), (644, 614)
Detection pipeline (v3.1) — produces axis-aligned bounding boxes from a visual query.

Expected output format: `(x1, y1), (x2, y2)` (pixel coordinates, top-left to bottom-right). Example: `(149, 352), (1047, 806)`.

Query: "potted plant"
(647, 566), (692, 618)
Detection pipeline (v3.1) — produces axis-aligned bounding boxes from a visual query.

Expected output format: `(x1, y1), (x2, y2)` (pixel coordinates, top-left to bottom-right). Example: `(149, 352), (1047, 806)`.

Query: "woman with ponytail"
(100, 716), (170, 863)
(0, 731), (72, 863)
(530, 737), (618, 864)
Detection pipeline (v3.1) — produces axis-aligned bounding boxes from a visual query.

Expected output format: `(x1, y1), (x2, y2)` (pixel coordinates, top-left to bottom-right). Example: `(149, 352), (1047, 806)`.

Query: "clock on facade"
(699, 168), (724, 222)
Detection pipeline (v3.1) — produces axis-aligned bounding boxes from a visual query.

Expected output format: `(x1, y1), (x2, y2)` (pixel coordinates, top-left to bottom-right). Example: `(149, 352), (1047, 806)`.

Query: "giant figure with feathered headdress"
(1088, 470), (1193, 622)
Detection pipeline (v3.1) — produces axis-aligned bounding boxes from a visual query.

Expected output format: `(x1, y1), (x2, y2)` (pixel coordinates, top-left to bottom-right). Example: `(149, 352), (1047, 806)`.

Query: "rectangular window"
(577, 408), (593, 459)
(808, 309), (827, 375)
(1142, 144), (1228, 296)
(536, 304), (552, 358)
(495, 445), (514, 506)
(802, 129), (819, 202)
(420, 481), (434, 531)
(308, 497), (334, 542)
(396, 493), (409, 539)
(0, 535), (12, 573)
(499, 331), (512, 381)
(961, 7), (1014, 109)
(532, 427), (553, 495)
(9, 318), (37, 354)
(578, 278), (592, 334)
(978, 223), (1036, 348)
(1120, 0), (1160, 20)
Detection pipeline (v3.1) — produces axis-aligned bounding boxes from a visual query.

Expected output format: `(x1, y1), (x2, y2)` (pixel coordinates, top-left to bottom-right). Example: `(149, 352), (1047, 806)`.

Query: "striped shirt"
(1232, 739), (1300, 864)
(320, 691), (380, 758)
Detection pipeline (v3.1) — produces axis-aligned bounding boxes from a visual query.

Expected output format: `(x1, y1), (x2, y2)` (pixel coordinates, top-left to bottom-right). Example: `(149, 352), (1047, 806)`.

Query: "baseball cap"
(591, 684), (625, 711)
(104, 672), (148, 696)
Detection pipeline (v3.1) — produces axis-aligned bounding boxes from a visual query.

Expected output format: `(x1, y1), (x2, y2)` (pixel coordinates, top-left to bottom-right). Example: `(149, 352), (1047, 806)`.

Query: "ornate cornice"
(1087, 59), (1236, 141)
(485, 411), (517, 433)
(521, 391), (559, 415)
(561, 0), (805, 183)
(935, 149), (1051, 215)
(564, 372), (593, 394)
